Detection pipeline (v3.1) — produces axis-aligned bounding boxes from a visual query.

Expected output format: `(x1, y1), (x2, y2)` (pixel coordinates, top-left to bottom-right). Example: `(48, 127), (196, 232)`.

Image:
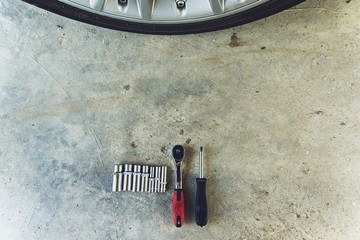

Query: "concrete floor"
(1, 0), (360, 239)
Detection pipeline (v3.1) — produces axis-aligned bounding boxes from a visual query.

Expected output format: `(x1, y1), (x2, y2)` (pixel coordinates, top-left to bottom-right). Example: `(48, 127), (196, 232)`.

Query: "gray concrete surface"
(1, 0), (360, 239)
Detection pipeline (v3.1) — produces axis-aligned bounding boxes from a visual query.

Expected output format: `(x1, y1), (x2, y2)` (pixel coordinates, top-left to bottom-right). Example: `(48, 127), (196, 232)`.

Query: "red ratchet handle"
(172, 189), (185, 227)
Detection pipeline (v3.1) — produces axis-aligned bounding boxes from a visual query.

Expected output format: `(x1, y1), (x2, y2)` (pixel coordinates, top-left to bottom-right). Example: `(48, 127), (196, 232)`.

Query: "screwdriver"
(172, 145), (185, 227)
(195, 146), (208, 227)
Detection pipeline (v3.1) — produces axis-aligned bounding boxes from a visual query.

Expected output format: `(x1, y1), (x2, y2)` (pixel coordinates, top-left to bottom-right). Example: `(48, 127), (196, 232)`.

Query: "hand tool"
(195, 146), (208, 227)
(172, 145), (185, 227)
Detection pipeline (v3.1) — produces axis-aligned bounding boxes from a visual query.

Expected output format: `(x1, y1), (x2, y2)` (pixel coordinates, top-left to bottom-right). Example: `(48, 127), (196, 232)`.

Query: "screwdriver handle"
(172, 189), (185, 227)
(195, 178), (207, 227)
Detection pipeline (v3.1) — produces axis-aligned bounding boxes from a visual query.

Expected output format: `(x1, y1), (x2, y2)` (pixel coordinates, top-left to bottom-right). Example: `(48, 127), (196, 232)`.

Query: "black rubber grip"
(195, 178), (208, 227)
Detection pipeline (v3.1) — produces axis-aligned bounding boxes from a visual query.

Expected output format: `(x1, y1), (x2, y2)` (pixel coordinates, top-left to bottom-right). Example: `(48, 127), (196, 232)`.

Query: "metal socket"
(149, 166), (155, 192)
(112, 164), (120, 192)
(127, 164), (133, 191)
(157, 166), (162, 192)
(132, 165), (141, 192)
(122, 164), (132, 191)
(161, 166), (167, 192)
(142, 166), (149, 192)
(117, 165), (124, 191)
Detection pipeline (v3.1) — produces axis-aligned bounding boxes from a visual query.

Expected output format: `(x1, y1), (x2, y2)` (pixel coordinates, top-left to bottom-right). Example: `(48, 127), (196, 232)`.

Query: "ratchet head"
(172, 145), (185, 166)
(172, 145), (185, 189)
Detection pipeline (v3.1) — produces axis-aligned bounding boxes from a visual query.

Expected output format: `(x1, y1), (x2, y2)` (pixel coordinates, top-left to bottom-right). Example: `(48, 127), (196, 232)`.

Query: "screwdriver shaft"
(199, 146), (204, 178)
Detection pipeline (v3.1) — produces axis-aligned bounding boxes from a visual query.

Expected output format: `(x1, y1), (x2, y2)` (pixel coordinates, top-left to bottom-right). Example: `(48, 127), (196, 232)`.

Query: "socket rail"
(112, 164), (168, 193)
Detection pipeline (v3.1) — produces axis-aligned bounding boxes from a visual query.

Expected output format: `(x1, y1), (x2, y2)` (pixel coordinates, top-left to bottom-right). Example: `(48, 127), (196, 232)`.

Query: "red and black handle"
(172, 189), (185, 227)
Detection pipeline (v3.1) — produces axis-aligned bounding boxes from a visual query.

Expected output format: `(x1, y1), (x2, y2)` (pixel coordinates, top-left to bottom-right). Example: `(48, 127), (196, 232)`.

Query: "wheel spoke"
(89, 0), (106, 10)
(209, 0), (225, 14)
(136, 0), (155, 20)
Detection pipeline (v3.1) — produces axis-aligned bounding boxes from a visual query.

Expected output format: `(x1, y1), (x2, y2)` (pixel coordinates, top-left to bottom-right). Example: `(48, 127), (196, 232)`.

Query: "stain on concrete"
(130, 141), (137, 148)
(82, 64), (94, 73)
(51, 178), (64, 189)
(52, 160), (60, 171)
(135, 77), (213, 106)
(229, 33), (240, 47)
(161, 146), (167, 154)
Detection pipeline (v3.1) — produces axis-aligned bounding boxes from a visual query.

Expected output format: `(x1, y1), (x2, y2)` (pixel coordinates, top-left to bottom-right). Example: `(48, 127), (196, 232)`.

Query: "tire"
(21, 0), (305, 35)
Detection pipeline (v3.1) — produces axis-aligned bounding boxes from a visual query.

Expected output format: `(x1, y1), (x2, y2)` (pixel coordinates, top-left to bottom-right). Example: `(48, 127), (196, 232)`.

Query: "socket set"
(112, 164), (168, 193)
